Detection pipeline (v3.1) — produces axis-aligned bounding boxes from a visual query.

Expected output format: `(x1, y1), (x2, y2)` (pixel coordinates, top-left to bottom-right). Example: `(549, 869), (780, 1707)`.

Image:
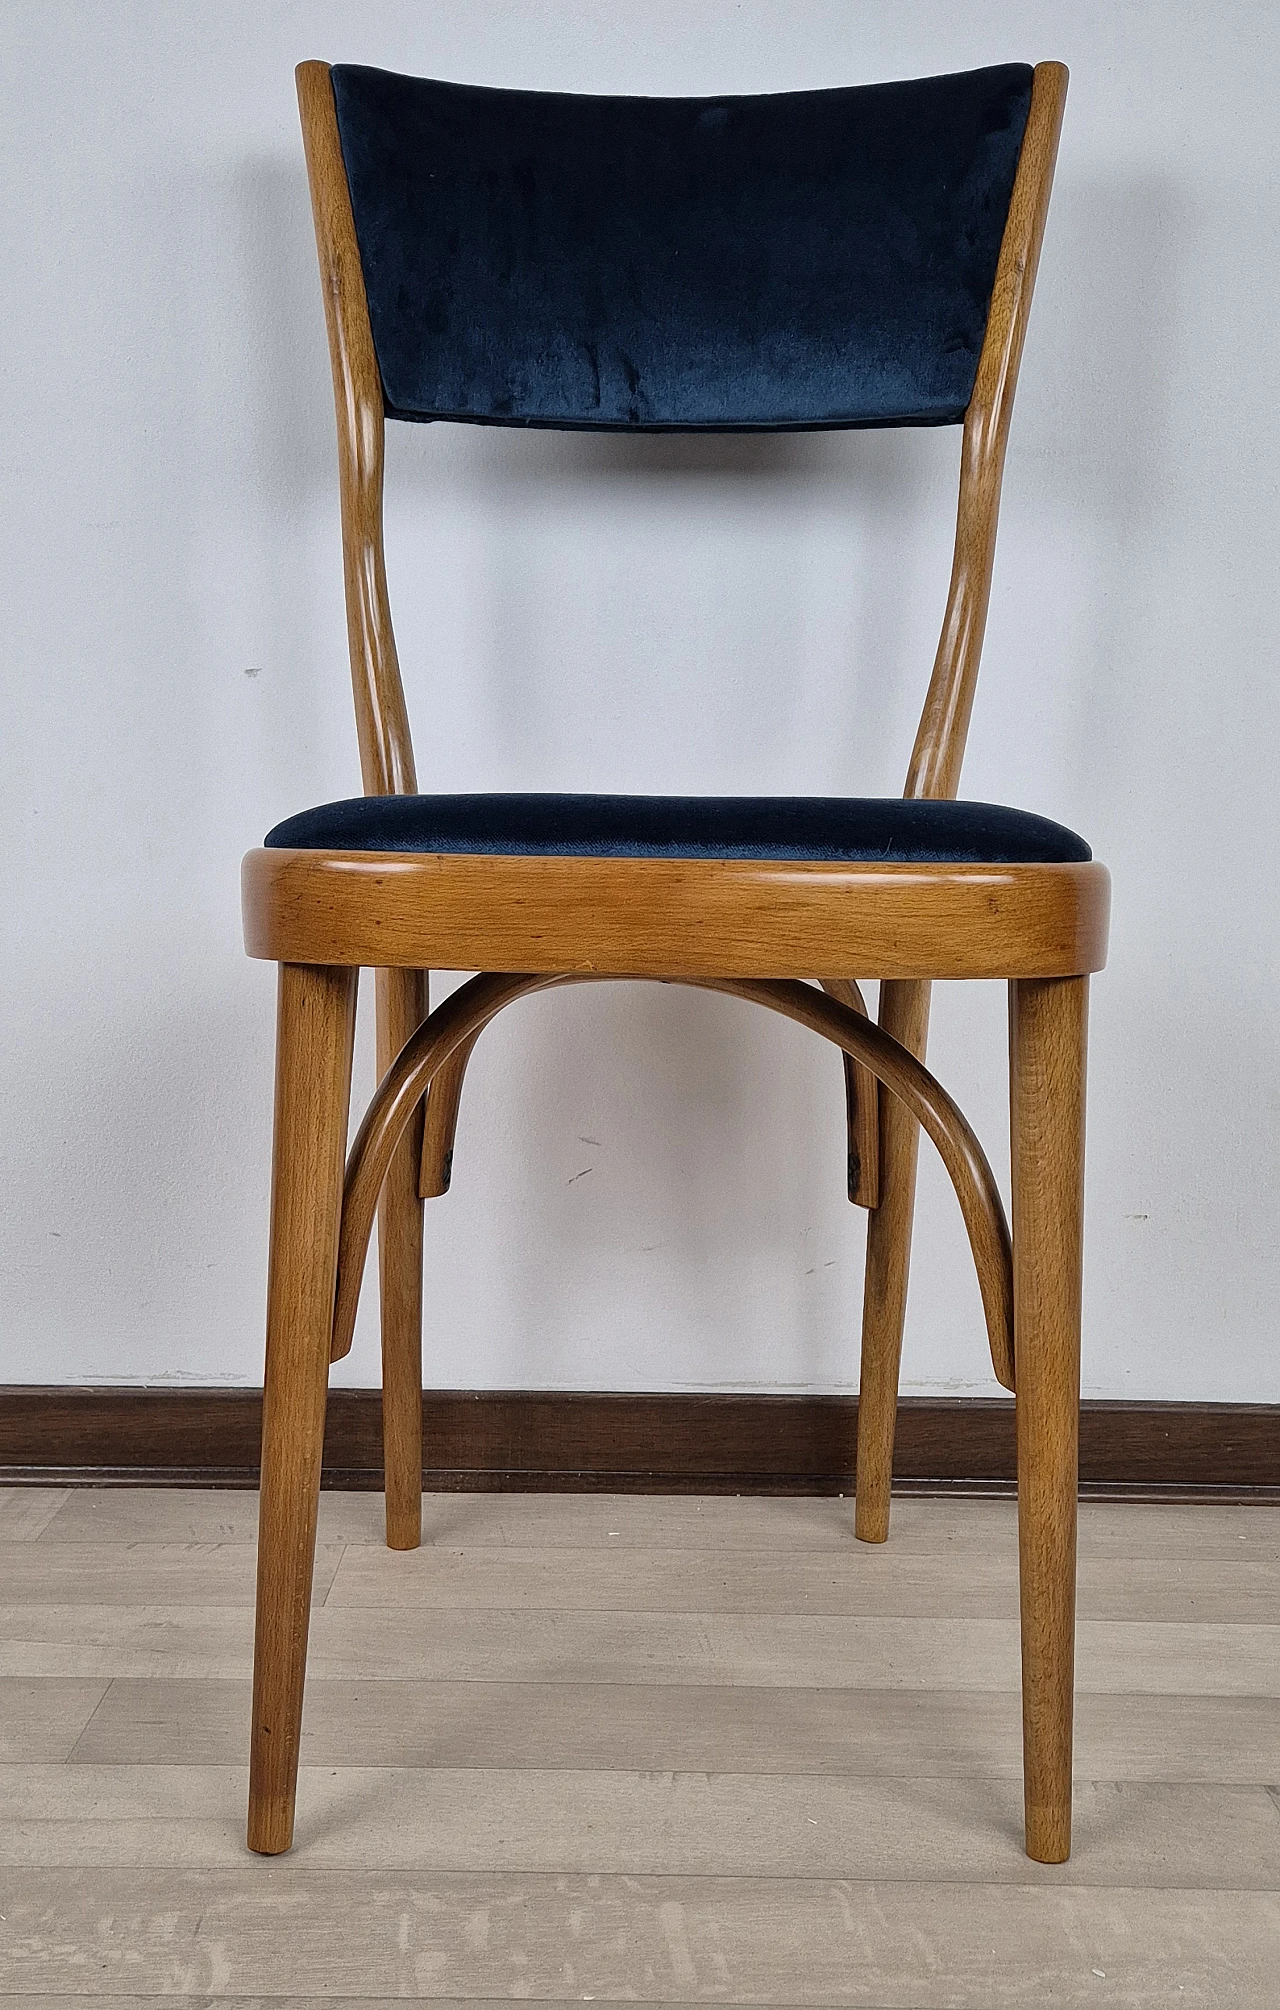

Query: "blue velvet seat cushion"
(264, 794), (1090, 865)
(330, 62), (1033, 431)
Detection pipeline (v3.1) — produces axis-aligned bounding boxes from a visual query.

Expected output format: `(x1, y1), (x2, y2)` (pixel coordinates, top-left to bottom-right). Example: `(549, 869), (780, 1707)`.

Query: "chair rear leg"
(1011, 975), (1087, 1864)
(248, 962), (357, 1856)
(854, 979), (931, 1543)
(376, 967), (428, 1551)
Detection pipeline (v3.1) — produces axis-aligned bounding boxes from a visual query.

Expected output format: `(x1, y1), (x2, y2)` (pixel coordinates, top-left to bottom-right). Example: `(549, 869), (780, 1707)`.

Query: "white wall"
(2, 0), (1277, 1401)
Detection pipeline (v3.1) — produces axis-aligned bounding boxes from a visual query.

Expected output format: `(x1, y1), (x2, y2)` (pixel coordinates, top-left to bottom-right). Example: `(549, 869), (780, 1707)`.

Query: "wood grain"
(1012, 973), (1089, 1862)
(296, 62), (415, 800)
(906, 62), (1069, 802)
(852, 62), (1070, 1554)
(299, 62), (429, 1553)
(243, 848), (1111, 979)
(247, 964), (358, 1856)
(418, 1034), (474, 1198)
(854, 977), (932, 1543)
(818, 979), (879, 1207)
(374, 966), (427, 1550)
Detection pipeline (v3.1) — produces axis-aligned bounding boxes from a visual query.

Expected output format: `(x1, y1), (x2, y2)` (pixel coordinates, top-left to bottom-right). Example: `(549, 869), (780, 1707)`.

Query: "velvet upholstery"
(265, 794), (1090, 865)
(330, 62), (1033, 432)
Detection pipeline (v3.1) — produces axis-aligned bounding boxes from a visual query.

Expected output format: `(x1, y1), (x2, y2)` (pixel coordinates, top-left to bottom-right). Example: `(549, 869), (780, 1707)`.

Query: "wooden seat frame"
(242, 58), (1108, 1865)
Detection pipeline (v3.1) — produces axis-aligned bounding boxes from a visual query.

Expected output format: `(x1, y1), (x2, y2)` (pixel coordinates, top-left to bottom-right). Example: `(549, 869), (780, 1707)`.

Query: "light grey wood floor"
(0, 1487), (1277, 2006)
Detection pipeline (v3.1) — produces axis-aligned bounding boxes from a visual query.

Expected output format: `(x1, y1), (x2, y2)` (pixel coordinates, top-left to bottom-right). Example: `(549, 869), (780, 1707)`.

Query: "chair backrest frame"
(295, 58), (1067, 805)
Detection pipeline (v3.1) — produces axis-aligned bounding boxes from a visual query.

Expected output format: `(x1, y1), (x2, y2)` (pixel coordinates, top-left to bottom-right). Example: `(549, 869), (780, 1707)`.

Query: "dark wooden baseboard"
(0, 1388), (1276, 1496)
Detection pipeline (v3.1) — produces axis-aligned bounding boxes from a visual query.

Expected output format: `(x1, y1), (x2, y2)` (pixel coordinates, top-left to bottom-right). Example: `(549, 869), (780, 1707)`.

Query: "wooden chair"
(243, 57), (1109, 1864)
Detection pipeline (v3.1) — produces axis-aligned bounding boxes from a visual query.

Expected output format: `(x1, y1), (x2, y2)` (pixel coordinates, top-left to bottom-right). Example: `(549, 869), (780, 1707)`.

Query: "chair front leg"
(248, 962), (358, 1856)
(854, 978), (931, 1542)
(376, 967), (428, 1550)
(1010, 974), (1087, 1864)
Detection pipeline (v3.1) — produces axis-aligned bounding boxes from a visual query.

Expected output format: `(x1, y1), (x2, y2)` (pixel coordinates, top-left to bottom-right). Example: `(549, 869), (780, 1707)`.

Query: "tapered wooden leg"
(248, 962), (357, 1856)
(854, 979), (931, 1543)
(1011, 975), (1087, 1864)
(376, 967), (428, 1550)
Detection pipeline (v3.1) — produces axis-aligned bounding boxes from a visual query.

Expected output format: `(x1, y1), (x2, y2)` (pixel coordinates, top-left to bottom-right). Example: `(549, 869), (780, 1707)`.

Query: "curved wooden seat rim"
(242, 848), (1110, 980)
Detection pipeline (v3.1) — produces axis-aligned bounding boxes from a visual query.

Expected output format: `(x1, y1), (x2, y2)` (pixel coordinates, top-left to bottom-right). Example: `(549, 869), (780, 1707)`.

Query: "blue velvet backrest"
(330, 63), (1034, 433)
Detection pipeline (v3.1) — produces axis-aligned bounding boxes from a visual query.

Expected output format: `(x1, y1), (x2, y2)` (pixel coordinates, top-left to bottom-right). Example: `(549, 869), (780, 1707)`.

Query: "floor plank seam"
(61, 1676), (119, 1765)
(319, 1539), (347, 1606)
(7, 1870), (1279, 1893)
(2, 1868), (1277, 1895)
(36, 1763), (1280, 1780)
